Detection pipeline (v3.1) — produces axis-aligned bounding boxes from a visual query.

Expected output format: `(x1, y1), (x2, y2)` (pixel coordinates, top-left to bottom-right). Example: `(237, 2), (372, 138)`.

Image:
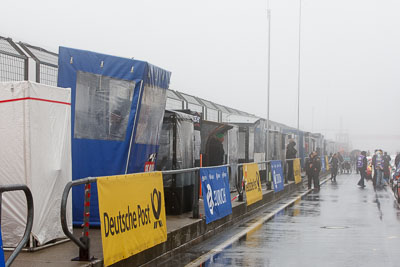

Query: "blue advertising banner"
(271, 160), (284, 192)
(321, 154), (326, 172)
(200, 166), (232, 224)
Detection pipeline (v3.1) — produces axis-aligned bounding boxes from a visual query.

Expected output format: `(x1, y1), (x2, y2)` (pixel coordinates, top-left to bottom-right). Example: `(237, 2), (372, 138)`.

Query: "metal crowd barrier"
(235, 159), (299, 201)
(284, 158), (297, 183)
(0, 184), (34, 267)
(60, 166), (233, 261)
(60, 160), (308, 261)
(236, 161), (268, 202)
(60, 177), (96, 261)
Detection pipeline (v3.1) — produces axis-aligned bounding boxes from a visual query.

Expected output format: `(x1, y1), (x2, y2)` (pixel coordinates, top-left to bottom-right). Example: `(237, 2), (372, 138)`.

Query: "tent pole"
(125, 80), (144, 174)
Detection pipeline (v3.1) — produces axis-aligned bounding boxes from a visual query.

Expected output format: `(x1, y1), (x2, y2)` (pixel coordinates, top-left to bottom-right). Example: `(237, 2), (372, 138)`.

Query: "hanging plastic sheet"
(254, 120), (266, 154)
(231, 122), (258, 163)
(156, 110), (195, 214)
(248, 127), (255, 161)
(156, 117), (173, 175)
(227, 126), (239, 191)
(176, 118), (195, 186)
(57, 47), (171, 225)
(200, 122), (221, 156)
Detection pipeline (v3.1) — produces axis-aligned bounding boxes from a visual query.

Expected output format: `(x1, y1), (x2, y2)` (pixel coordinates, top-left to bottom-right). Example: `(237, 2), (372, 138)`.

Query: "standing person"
(337, 152), (344, 174)
(357, 151), (368, 188)
(286, 140), (297, 181)
(309, 151), (321, 192)
(355, 153), (360, 174)
(305, 153), (313, 189)
(329, 153), (339, 182)
(383, 152), (391, 183)
(395, 153), (400, 168)
(371, 150), (378, 187)
(207, 133), (225, 166)
(375, 150), (385, 188)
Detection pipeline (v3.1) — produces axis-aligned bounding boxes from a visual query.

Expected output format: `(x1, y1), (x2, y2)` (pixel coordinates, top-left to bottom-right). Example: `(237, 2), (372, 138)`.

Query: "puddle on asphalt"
(182, 180), (400, 267)
(193, 192), (324, 266)
(321, 226), (349, 229)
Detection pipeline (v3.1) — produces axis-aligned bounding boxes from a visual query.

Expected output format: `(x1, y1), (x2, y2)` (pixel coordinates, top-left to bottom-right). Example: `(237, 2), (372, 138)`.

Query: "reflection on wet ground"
(161, 174), (400, 267)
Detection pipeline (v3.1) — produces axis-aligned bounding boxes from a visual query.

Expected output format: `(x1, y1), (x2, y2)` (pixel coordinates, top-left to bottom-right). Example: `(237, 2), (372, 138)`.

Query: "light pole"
(266, 1), (272, 187)
(297, 0), (302, 138)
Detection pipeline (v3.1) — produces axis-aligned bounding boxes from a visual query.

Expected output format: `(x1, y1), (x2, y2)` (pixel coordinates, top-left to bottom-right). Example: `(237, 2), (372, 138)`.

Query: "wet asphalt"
(160, 172), (400, 267)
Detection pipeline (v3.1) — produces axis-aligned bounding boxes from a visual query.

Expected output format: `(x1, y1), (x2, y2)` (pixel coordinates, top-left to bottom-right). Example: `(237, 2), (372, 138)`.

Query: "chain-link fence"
(0, 37), (28, 82)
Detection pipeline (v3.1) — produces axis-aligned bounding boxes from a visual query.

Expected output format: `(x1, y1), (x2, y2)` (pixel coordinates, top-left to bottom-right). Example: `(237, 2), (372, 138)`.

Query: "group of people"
(356, 149), (396, 189)
(305, 151), (322, 192)
(207, 133), (400, 193)
(287, 140), (400, 193)
(286, 139), (322, 192)
(328, 152), (353, 175)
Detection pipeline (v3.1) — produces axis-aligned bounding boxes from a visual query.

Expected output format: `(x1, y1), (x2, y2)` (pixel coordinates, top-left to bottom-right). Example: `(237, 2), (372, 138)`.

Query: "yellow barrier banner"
(293, 158), (302, 184)
(97, 172), (167, 266)
(244, 163), (263, 206)
(325, 156), (330, 170)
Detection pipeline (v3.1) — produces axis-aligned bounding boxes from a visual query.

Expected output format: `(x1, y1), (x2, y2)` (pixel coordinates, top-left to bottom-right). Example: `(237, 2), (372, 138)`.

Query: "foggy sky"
(2, 0), (399, 154)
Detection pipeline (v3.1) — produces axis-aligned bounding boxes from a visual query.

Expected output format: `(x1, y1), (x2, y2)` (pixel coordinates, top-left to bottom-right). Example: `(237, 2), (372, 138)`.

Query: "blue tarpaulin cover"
(0, 225), (4, 266)
(57, 47), (171, 225)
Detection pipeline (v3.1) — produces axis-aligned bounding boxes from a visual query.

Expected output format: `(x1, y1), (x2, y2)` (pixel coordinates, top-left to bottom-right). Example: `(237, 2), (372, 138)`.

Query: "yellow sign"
(244, 163), (263, 206)
(97, 172), (167, 266)
(325, 156), (330, 170)
(293, 158), (302, 184)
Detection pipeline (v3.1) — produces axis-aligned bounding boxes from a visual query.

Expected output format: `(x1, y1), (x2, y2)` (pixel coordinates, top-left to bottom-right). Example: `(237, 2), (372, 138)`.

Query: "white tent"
(0, 81), (72, 247)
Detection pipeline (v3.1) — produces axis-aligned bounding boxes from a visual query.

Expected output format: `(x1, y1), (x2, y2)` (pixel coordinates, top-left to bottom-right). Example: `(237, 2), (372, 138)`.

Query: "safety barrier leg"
(73, 183), (92, 261)
(61, 177), (98, 263)
(0, 185), (34, 267)
(237, 165), (244, 202)
(78, 237), (90, 261)
(192, 170), (200, 219)
(284, 161), (289, 184)
(266, 162), (272, 190)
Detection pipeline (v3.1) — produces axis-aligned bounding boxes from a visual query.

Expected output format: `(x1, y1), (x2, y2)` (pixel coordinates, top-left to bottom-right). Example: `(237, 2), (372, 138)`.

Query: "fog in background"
(2, 0), (399, 154)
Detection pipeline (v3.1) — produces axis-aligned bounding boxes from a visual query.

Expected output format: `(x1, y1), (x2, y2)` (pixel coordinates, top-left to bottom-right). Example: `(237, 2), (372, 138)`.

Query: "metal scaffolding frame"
(166, 89), (258, 124)
(0, 36), (28, 82)
(19, 42), (58, 86)
(0, 35), (270, 130)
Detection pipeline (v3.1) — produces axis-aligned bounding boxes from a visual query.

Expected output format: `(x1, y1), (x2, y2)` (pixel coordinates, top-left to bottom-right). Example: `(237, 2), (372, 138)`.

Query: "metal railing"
(60, 177), (96, 261)
(162, 167), (201, 220)
(0, 184), (34, 267)
(60, 160), (307, 261)
(60, 166), (232, 261)
(235, 159), (299, 201)
(236, 161), (268, 201)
